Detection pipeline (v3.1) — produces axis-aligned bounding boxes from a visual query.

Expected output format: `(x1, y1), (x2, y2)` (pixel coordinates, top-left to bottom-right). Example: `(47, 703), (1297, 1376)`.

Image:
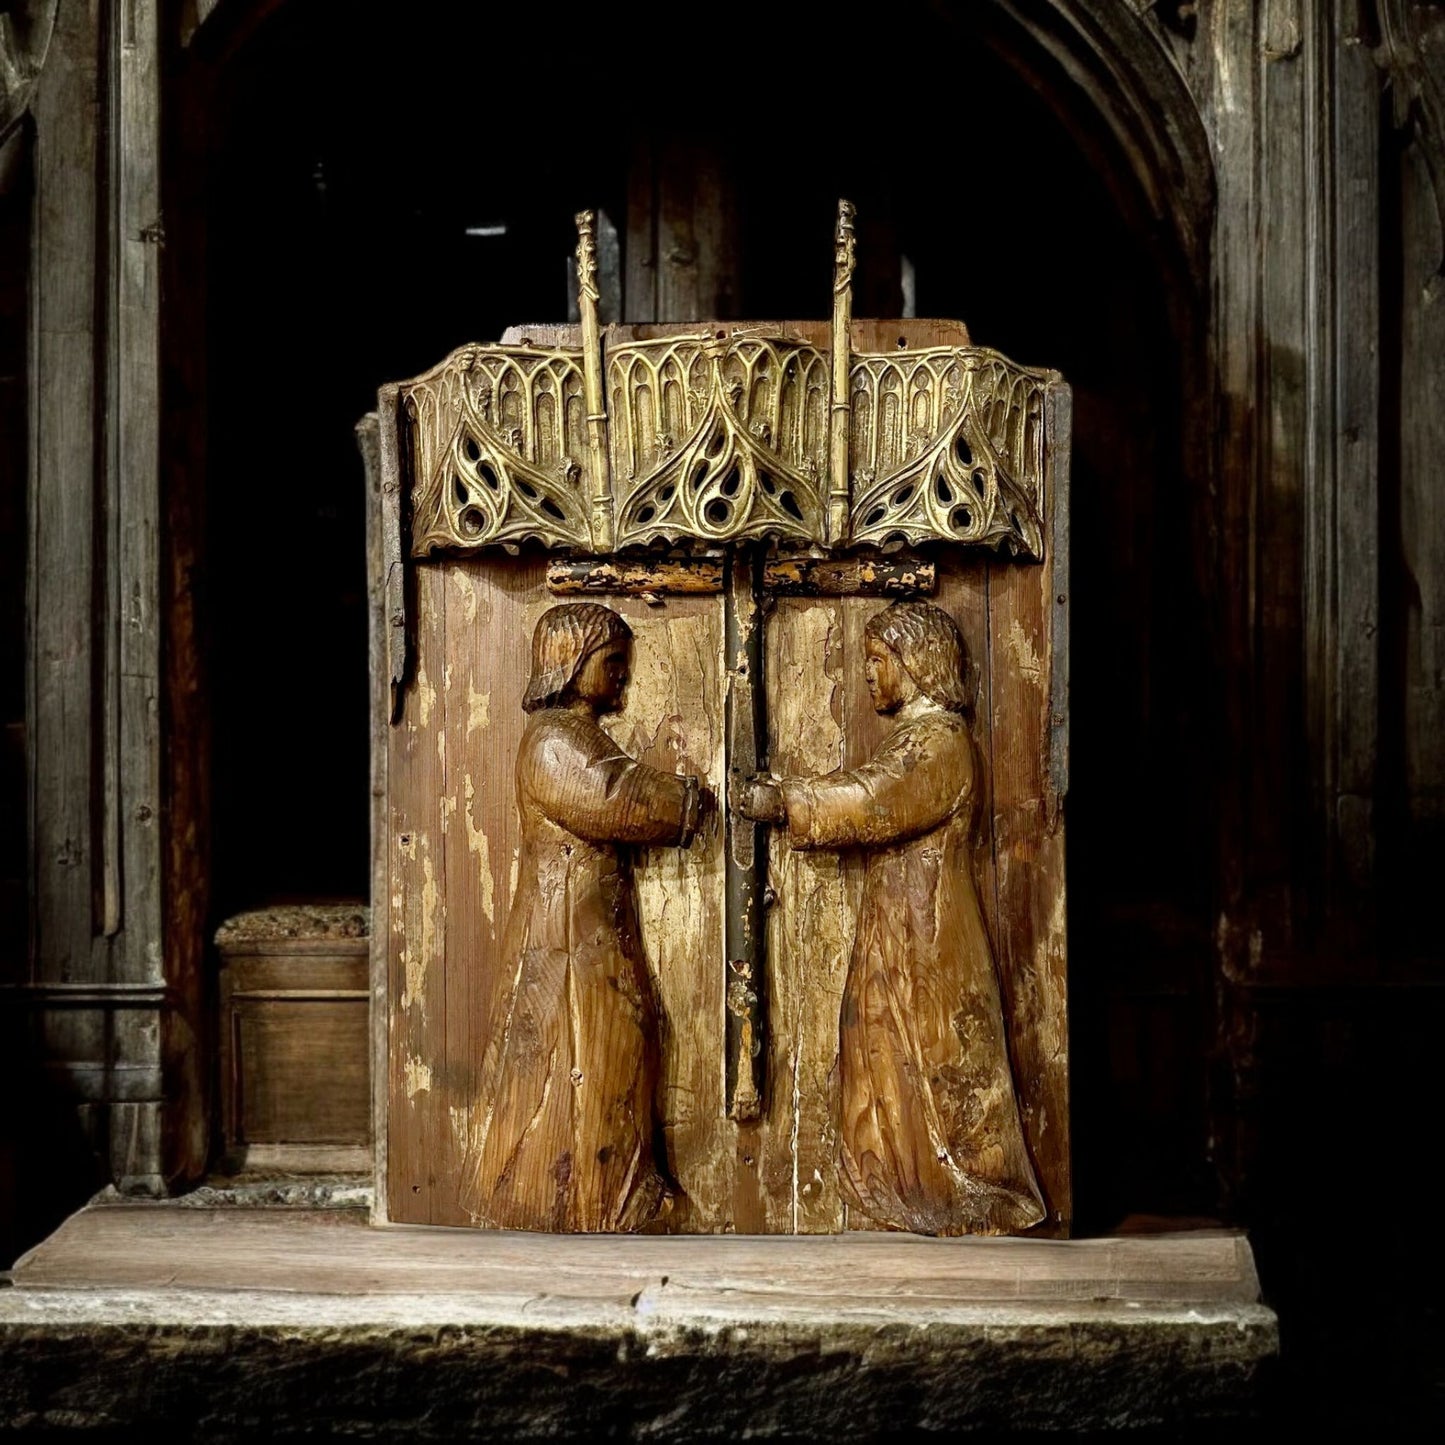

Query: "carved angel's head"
(523, 603), (633, 715)
(863, 601), (970, 715)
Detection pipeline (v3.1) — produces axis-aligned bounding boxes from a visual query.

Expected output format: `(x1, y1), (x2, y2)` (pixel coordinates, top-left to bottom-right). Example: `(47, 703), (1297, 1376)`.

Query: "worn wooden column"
(11, 0), (191, 1198)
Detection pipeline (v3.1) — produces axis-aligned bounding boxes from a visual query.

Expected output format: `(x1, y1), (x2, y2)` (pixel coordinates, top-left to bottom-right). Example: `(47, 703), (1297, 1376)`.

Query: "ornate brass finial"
(828, 199), (856, 544)
(574, 210), (614, 551)
(833, 198), (857, 295)
(574, 209), (600, 305)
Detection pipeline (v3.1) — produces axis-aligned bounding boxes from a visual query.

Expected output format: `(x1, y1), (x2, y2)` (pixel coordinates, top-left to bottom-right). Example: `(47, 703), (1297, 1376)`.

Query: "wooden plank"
(762, 555), (936, 598)
(12, 1204), (1264, 1307)
(547, 557), (723, 596)
(441, 562), (477, 1221)
(386, 560), (449, 1223)
(1400, 136), (1445, 860)
(111, 0), (166, 1190)
(27, 1), (105, 1194)
(623, 132), (657, 323)
(655, 136), (741, 324)
(609, 592), (728, 1230)
(158, 27), (215, 1196)
(985, 552), (1069, 1234)
(1326, 0), (1379, 893)
(762, 597), (852, 1232)
(433, 556), (549, 1228)
(360, 408), (389, 1220)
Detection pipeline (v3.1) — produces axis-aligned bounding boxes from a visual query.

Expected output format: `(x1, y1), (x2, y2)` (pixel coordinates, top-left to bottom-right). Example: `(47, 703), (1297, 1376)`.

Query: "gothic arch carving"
(1379, 0), (1445, 274)
(973, 0), (1215, 295)
(0, 0), (57, 151)
(187, 0), (1215, 297)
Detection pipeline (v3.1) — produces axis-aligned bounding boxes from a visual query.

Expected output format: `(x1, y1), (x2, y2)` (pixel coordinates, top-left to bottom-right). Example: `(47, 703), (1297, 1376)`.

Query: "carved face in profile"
(864, 634), (912, 715)
(863, 602), (970, 717)
(523, 603), (633, 716)
(569, 636), (632, 715)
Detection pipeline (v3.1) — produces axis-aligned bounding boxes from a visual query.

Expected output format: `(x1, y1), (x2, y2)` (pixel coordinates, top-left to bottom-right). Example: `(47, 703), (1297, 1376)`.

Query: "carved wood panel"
(380, 225), (1069, 1235)
(383, 545), (1068, 1234)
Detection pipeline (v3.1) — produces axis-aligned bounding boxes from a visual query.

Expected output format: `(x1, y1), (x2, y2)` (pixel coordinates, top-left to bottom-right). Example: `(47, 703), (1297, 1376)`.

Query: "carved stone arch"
(0, 0), (57, 181)
(0, 0), (57, 140)
(1379, 0), (1445, 274)
(953, 0), (1216, 298)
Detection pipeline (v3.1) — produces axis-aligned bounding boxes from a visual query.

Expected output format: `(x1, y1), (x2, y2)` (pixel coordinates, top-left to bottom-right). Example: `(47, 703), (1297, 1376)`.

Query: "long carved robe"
(782, 700), (1045, 1235)
(462, 707), (696, 1232)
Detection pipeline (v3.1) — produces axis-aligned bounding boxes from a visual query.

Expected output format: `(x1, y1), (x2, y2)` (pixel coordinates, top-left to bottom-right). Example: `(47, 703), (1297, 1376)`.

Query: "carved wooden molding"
(398, 207), (1060, 562)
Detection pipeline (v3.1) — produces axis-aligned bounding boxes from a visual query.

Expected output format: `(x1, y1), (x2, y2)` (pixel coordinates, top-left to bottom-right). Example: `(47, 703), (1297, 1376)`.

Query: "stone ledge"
(0, 1203), (1278, 1438)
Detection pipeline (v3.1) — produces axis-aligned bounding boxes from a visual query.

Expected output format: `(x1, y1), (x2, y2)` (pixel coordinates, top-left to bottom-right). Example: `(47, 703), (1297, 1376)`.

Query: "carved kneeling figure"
(738, 601), (1045, 1235)
(462, 603), (708, 1232)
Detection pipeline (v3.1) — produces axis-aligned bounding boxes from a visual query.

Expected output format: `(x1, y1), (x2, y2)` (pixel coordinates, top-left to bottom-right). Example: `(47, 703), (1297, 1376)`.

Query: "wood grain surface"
(13, 1205), (1255, 1308)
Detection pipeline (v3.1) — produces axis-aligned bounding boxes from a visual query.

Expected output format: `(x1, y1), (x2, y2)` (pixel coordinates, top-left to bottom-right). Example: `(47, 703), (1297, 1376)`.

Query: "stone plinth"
(0, 1199), (1277, 1438)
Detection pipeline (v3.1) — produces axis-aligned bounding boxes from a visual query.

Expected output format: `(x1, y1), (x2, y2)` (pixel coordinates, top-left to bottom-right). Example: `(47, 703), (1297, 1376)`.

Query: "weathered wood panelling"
(385, 556), (727, 1227)
(1397, 127), (1445, 938)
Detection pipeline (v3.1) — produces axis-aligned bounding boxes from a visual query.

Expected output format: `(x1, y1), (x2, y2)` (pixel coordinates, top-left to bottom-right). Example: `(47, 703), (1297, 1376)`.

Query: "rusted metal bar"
(546, 556), (724, 597)
(762, 553), (936, 598)
(827, 199), (856, 546)
(724, 546), (766, 1122)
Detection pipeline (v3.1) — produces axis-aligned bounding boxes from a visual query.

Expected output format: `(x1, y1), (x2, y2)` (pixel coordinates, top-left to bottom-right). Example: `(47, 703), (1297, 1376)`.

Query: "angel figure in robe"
(737, 600), (1045, 1235)
(462, 602), (707, 1232)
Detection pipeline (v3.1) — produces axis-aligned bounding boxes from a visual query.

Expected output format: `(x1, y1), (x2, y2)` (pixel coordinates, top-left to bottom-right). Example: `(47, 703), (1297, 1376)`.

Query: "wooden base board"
(12, 1202), (1259, 1307)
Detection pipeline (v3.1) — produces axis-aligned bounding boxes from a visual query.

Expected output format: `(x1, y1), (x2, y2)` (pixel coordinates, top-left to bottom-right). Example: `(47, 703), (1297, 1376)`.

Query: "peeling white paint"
(467, 685), (491, 736)
(415, 657), (435, 730)
(1005, 619), (1043, 688)
(463, 773), (496, 925)
(449, 1104), (471, 1155)
(401, 838), (439, 1019)
(404, 1055), (433, 1099)
(451, 568), (480, 624)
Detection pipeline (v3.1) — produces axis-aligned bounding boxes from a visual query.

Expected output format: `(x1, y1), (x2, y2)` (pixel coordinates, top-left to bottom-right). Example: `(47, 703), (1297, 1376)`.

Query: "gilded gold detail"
(405, 344), (593, 555)
(399, 206), (1054, 560)
(612, 333), (828, 547)
(849, 348), (1047, 558)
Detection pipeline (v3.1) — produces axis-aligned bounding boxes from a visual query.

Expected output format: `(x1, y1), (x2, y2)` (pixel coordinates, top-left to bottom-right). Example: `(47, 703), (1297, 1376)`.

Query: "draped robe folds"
(781, 699), (1046, 1235)
(462, 708), (698, 1232)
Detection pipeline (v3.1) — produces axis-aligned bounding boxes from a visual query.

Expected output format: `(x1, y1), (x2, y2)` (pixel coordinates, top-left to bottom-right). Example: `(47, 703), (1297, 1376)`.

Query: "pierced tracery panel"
(848, 347), (1050, 559)
(611, 334), (828, 547)
(405, 344), (593, 556)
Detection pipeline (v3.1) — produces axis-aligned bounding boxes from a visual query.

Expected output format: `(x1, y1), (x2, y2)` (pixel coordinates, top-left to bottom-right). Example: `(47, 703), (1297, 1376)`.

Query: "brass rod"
(575, 210), (614, 552)
(828, 199), (856, 546)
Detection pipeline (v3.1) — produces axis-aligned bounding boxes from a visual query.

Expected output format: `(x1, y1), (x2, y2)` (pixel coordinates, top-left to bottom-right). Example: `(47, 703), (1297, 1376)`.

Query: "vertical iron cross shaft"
(724, 545), (767, 1121)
